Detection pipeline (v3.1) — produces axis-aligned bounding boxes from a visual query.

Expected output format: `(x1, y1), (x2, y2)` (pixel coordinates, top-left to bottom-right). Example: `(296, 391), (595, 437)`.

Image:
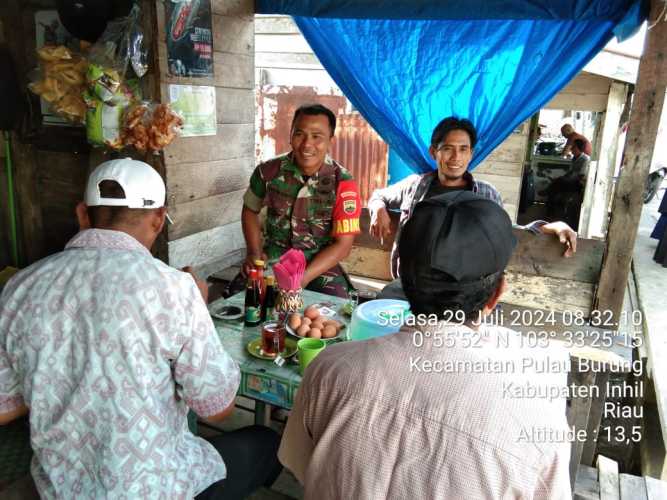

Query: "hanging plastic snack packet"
(121, 103), (183, 153)
(28, 45), (88, 123)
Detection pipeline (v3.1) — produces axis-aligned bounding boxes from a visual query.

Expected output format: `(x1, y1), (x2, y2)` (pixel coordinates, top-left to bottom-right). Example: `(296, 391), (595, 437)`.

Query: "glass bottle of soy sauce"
(261, 275), (276, 322)
(244, 269), (261, 327)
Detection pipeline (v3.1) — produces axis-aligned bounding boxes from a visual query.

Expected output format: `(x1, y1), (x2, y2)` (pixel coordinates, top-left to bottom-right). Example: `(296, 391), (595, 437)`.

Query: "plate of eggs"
(285, 304), (345, 340)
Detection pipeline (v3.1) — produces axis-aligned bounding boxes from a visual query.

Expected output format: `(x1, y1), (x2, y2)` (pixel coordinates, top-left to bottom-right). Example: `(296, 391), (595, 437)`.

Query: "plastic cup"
(297, 338), (326, 375)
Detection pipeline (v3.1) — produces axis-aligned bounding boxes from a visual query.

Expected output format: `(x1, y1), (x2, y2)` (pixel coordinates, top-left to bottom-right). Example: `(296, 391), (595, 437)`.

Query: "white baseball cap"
(85, 158), (166, 209)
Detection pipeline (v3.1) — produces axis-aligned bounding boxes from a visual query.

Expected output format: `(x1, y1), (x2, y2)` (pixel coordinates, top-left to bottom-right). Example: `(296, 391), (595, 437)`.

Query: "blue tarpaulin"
(257, 1), (647, 178)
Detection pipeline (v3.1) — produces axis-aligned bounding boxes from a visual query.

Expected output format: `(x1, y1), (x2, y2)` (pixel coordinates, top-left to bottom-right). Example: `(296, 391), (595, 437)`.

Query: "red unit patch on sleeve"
(332, 179), (362, 236)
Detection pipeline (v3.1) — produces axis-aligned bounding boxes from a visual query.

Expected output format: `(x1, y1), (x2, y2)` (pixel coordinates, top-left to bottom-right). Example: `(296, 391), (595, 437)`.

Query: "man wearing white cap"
(0, 159), (282, 498)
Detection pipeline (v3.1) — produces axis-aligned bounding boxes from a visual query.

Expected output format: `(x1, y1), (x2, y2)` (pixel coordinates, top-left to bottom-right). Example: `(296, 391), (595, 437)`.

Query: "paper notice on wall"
(168, 84), (216, 137)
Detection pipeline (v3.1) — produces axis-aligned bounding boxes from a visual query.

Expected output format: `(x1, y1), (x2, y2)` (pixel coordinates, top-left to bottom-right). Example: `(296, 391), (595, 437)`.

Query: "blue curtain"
(295, 15), (644, 177)
(257, 0), (646, 178)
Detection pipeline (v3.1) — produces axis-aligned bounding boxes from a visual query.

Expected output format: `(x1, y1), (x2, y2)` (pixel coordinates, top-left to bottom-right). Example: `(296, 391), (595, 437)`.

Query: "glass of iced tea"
(261, 322), (286, 356)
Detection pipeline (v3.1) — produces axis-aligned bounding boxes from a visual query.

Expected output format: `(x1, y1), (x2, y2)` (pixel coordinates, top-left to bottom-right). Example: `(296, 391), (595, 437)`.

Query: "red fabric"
(332, 179), (362, 235)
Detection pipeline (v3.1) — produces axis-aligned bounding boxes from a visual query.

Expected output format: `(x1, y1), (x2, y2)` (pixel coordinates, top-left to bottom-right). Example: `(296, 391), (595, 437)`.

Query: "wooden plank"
(597, 454), (620, 500)
(255, 15), (300, 34)
(619, 473), (648, 500)
(586, 82), (628, 239)
(584, 51), (639, 85)
(256, 51), (321, 69)
(474, 160), (523, 178)
(562, 73), (612, 95)
(166, 157), (254, 205)
(260, 67), (339, 90)
(569, 367), (597, 491)
(545, 92), (608, 112)
(214, 52), (254, 89)
(12, 138), (45, 266)
(645, 476), (667, 500)
(212, 15), (254, 55)
(581, 370), (610, 466)
(168, 220), (245, 270)
(342, 247), (393, 281)
(216, 87), (255, 124)
(578, 159), (599, 238)
(211, 0), (254, 17)
(504, 271), (594, 315)
(640, 402), (667, 481)
(595, 0), (667, 321)
(352, 209), (605, 283)
(507, 224), (604, 284)
(486, 133), (527, 164)
(164, 123), (254, 165)
(574, 465), (600, 500)
(256, 34), (313, 54)
(167, 189), (245, 240)
(472, 172), (520, 214)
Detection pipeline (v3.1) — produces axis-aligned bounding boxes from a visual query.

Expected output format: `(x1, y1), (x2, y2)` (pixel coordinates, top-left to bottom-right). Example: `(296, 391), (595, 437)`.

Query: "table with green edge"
(208, 289), (351, 425)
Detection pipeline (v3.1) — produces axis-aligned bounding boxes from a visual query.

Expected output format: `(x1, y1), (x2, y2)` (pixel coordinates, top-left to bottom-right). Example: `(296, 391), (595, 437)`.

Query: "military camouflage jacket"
(243, 153), (361, 262)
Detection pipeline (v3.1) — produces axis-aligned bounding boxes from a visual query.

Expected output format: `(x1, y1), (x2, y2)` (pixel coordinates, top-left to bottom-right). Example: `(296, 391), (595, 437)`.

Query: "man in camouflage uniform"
(241, 104), (362, 298)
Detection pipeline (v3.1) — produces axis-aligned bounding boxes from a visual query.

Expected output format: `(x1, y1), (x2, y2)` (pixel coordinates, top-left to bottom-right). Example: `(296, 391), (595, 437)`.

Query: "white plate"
(210, 305), (244, 321)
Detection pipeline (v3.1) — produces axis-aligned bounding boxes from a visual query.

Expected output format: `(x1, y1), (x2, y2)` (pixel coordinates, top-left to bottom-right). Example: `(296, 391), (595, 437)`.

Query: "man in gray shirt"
(368, 116), (578, 278)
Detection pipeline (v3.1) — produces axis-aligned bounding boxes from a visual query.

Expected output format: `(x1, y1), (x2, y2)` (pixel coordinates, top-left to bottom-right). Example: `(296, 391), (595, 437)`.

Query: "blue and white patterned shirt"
(0, 229), (240, 499)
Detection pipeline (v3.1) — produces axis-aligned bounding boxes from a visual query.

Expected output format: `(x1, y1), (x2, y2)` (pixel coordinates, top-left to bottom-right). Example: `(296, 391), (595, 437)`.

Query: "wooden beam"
(597, 454), (620, 500)
(595, 0), (667, 321)
(167, 189), (245, 240)
(645, 476), (667, 499)
(584, 82), (628, 239)
(568, 368), (596, 490)
(619, 473), (648, 500)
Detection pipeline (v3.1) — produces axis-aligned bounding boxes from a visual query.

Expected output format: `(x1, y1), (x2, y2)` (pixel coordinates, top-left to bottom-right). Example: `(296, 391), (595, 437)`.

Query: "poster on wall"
(165, 0), (214, 78)
(169, 84), (216, 136)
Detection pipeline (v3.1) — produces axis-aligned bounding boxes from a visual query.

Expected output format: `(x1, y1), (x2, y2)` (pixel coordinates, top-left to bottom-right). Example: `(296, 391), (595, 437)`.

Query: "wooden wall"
(474, 121), (530, 223)
(156, 0), (255, 277)
(545, 73), (612, 112)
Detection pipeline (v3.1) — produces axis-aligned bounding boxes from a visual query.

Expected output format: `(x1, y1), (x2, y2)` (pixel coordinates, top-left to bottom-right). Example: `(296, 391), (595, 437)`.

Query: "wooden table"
(208, 289), (350, 425)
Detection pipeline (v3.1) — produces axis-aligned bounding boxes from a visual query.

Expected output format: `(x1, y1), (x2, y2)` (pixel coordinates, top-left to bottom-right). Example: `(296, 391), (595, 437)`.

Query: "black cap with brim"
(399, 191), (517, 294)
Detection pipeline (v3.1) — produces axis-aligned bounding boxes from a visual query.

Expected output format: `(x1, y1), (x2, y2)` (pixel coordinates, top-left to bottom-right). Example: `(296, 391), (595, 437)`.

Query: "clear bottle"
(244, 269), (261, 327)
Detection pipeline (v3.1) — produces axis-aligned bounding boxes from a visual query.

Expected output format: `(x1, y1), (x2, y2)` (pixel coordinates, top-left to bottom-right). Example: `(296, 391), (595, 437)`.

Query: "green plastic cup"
(297, 338), (326, 375)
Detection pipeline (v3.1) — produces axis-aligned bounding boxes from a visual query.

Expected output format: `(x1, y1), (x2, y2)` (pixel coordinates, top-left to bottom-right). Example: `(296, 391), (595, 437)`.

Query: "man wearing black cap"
(369, 116), (577, 278)
(278, 192), (571, 499)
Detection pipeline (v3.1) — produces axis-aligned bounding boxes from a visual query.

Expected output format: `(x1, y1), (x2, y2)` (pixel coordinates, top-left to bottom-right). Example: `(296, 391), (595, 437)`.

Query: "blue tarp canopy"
(257, 1), (647, 178)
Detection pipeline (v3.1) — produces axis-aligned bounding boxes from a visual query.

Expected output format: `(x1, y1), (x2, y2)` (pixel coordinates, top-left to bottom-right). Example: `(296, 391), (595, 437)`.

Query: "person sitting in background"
(0, 158), (281, 499)
(544, 139), (590, 229)
(278, 191), (571, 499)
(368, 116), (577, 279)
